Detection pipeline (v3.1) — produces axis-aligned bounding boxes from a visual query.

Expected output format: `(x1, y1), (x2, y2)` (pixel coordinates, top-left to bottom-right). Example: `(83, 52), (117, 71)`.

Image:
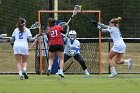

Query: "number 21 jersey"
(47, 25), (64, 46)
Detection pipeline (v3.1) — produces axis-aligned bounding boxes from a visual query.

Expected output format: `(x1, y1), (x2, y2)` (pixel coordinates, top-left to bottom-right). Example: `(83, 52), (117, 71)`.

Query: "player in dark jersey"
(46, 18), (66, 77)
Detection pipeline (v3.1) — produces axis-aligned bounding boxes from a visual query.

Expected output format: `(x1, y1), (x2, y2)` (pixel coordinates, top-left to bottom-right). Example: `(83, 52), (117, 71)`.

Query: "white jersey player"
(12, 27), (32, 55)
(57, 30), (90, 76)
(97, 17), (132, 77)
(10, 18), (35, 80)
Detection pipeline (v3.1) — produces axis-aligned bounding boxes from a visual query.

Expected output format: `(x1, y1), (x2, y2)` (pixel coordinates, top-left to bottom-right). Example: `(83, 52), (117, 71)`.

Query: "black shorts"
(49, 45), (64, 52)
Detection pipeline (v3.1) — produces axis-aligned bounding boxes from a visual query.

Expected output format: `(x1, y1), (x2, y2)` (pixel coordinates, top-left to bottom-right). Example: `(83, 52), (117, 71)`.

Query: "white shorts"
(111, 43), (126, 53)
(13, 46), (29, 55)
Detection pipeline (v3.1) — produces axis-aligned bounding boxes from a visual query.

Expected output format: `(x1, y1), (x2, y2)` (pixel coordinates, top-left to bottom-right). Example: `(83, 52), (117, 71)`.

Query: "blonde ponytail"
(110, 17), (122, 27)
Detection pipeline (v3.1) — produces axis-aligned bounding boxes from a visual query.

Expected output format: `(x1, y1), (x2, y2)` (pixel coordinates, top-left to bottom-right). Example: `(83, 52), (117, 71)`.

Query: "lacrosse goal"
(36, 10), (101, 75)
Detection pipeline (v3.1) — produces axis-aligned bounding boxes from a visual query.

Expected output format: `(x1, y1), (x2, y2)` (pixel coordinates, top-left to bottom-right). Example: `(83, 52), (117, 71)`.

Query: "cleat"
(46, 69), (51, 76)
(20, 76), (23, 80)
(58, 70), (64, 78)
(59, 73), (64, 78)
(128, 58), (132, 70)
(23, 72), (29, 79)
(84, 69), (90, 76)
(108, 72), (117, 78)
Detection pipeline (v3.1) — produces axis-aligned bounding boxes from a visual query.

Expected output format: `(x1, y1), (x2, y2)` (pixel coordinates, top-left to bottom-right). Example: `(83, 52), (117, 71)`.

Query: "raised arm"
(98, 22), (108, 29)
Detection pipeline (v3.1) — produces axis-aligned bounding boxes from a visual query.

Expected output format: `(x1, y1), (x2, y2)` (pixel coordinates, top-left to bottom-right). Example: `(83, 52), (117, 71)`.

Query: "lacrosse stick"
(29, 22), (41, 30)
(66, 5), (81, 25)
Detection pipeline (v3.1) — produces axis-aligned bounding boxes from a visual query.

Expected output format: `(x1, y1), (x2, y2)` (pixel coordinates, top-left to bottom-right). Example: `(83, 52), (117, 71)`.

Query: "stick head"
(75, 5), (82, 11)
(72, 5), (82, 16)
(29, 22), (41, 30)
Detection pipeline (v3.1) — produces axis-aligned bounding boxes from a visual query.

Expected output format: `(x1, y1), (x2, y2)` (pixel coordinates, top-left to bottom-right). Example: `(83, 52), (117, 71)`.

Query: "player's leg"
(47, 51), (55, 75)
(114, 53), (124, 64)
(74, 54), (90, 75)
(64, 53), (71, 62)
(22, 55), (29, 79)
(56, 51), (64, 77)
(107, 50), (118, 77)
(15, 54), (23, 80)
(115, 53), (132, 69)
(56, 54), (71, 74)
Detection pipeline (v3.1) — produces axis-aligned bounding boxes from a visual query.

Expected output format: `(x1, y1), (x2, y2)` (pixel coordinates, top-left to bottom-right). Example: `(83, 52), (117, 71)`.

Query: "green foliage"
(0, 0), (140, 37)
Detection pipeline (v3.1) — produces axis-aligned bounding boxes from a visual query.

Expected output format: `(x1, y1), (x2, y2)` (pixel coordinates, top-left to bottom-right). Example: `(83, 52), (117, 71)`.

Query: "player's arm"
(97, 25), (109, 32)
(10, 36), (15, 47)
(61, 27), (67, 34)
(29, 39), (37, 50)
(27, 36), (37, 41)
(98, 22), (108, 29)
(100, 28), (109, 32)
(10, 31), (16, 47)
(75, 40), (80, 52)
(71, 40), (80, 53)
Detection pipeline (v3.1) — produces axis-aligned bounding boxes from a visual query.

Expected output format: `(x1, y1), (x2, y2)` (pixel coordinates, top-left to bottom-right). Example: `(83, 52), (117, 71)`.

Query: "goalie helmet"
(69, 30), (77, 40)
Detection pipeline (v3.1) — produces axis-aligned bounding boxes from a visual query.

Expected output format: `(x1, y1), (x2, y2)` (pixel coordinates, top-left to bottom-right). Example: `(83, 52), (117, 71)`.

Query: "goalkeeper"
(57, 30), (90, 76)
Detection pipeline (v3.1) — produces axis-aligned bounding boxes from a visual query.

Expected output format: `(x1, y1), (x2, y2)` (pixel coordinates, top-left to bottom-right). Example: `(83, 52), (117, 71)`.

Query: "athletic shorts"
(13, 46), (28, 55)
(49, 45), (64, 52)
(111, 43), (126, 53)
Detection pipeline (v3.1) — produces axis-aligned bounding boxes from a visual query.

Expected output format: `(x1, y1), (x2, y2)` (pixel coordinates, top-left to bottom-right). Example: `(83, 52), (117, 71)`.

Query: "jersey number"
(51, 30), (58, 37)
(19, 32), (23, 39)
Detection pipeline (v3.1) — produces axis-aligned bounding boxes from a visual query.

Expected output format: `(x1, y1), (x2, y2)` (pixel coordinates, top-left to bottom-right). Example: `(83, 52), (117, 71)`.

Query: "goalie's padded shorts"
(13, 46), (28, 55)
(111, 43), (126, 53)
(49, 44), (64, 52)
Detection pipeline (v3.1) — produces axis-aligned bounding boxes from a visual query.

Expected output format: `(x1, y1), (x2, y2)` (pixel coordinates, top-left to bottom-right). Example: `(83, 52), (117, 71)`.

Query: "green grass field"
(0, 74), (140, 93)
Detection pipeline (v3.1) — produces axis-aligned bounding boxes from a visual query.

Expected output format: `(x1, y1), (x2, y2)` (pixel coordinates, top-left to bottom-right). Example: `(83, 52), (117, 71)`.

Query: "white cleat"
(108, 72), (118, 78)
(84, 69), (90, 76)
(128, 58), (132, 70)
(58, 71), (64, 78)
(59, 73), (64, 78)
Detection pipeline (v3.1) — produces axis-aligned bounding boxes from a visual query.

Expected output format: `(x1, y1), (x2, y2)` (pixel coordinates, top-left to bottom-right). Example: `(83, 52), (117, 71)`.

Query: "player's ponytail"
(16, 18), (26, 33)
(110, 17), (122, 27)
(48, 18), (56, 27)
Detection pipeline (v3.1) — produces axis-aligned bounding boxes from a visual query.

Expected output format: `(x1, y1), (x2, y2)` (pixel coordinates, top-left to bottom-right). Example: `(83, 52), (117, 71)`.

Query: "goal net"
(35, 10), (102, 74)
